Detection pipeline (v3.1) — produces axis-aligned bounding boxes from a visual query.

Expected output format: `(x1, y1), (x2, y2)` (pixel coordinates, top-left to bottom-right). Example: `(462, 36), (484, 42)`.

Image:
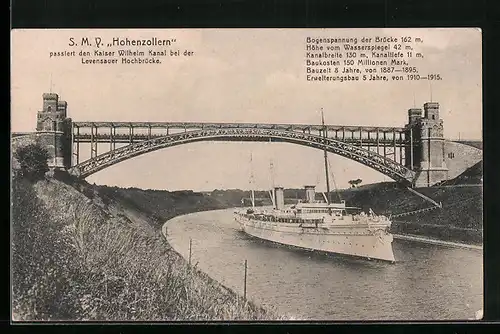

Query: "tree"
(14, 143), (50, 181)
(348, 178), (363, 188)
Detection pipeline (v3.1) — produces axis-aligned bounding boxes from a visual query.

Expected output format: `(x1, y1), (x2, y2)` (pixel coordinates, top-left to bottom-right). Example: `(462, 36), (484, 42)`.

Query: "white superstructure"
(234, 186), (395, 262)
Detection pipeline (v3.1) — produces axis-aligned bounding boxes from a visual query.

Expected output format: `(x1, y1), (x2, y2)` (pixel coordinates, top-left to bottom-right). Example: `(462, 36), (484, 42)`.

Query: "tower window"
(448, 152), (455, 159)
(432, 115), (436, 120)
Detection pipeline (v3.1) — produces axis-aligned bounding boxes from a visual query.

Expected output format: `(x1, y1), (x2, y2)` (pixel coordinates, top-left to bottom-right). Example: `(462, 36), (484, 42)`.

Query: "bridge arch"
(70, 128), (415, 185)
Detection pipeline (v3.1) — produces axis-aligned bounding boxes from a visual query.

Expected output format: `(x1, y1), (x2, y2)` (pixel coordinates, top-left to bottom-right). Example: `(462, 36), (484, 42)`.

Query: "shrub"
(53, 169), (78, 184)
(13, 143), (50, 181)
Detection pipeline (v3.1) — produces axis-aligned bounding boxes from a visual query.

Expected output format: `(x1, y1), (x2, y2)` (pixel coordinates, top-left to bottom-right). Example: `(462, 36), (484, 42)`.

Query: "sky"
(11, 28), (482, 191)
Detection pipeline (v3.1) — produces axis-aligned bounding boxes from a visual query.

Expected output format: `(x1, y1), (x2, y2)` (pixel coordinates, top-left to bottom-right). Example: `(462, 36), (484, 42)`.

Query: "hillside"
(436, 161), (483, 186)
(93, 185), (230, 228)
(454, 140), (483, 150)
(335, 159), (483, 244)
(12, 169), (281, 321)
(337, 182), (482, 244)
(338, 183), (482, 228)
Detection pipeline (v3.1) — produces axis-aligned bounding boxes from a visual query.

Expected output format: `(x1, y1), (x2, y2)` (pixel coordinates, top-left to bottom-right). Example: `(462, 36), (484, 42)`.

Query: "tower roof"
(43, 93), (58, 100)
(424, 102), (439, 109)
(408, 108), (422, 115)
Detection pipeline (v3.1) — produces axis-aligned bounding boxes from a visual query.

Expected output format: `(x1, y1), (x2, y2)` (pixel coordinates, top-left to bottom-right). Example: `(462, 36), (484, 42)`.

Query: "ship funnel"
(274, 187), (285, 210)
(304, 185), (316, 203)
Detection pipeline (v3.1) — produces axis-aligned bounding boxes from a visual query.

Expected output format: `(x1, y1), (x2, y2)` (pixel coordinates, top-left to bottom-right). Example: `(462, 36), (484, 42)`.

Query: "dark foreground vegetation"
(11, 143), (281, 321)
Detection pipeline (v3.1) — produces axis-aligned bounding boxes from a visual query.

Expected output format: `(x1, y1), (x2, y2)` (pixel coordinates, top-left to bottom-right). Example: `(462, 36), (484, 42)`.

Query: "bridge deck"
(73, 121), (406, 133)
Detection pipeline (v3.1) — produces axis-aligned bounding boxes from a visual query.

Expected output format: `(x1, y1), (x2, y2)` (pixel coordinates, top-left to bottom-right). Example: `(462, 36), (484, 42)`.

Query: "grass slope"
(337, 182), (482, 244)
(93, 185), (229, 229)
(437, 161), (483, 186)
(11, 173), (282, 321)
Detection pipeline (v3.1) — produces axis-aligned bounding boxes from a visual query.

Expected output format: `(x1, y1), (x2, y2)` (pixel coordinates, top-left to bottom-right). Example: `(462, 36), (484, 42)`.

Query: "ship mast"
(321, 108), (331, 204)
(250, 153), (255, 208)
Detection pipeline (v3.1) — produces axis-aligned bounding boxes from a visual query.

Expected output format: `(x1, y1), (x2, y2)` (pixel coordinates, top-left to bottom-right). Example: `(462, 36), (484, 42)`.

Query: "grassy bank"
(92, 185), (231, 229)
(390, 221), (483, 245)
(339, 183), (482, 227)
(338, 182), (483, 244)
(11, 172), (282, 321)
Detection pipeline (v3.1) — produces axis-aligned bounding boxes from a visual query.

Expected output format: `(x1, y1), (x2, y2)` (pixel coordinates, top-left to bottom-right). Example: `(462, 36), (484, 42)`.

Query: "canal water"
(165, 209), (483, 321)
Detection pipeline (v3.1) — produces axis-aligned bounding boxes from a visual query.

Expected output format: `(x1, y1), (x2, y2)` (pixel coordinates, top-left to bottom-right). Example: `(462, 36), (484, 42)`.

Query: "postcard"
(11, 28), (483, 322)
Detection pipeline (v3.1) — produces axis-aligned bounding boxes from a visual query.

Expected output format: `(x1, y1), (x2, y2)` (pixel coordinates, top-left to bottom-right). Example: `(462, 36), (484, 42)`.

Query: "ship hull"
(235, 214), (396, 263)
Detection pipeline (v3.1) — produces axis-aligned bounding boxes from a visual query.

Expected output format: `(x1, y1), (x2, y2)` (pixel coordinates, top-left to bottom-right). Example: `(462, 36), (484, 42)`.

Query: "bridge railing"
(72, 121), (406, 133)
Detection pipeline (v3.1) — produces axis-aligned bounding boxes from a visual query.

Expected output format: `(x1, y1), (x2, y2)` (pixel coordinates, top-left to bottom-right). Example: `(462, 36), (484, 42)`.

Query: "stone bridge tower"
(405, 102), (448, 187)
(36, 93), (72, 169)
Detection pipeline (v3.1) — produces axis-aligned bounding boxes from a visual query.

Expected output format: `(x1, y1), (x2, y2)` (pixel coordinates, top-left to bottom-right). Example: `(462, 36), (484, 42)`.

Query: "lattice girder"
(70, 128), (414, 184)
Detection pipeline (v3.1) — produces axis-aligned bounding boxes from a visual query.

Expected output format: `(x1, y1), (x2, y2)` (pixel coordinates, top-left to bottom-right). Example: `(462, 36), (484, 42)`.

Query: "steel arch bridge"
(69, 124), (415, 185)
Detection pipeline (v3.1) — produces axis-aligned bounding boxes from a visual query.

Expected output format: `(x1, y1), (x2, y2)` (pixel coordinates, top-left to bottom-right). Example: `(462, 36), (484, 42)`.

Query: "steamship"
(234, 112), (396, 263)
